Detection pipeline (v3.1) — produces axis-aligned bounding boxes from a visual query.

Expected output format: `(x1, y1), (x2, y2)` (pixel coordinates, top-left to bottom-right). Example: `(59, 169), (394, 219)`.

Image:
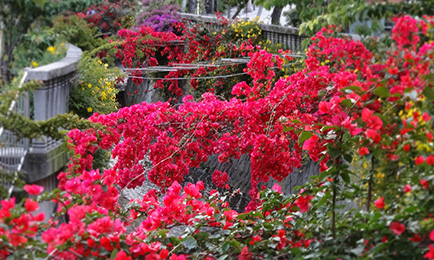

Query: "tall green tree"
(0, 0), (47, 86)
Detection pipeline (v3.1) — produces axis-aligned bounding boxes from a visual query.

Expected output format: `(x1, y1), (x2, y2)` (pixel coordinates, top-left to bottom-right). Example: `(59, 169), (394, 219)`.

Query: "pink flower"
(427, 155), (434, 165)
(404, 184), (412, 193)
(272, 183), (282, 193)
(24, 184), (44, 195)
(302, 135), (319, 151)
(295, 196), (311, 213)
(374, 197), (384, 209)
(415, 156), (425, 165)
(421, 179), (430, 189)
(239, 246), (252, 260)
(24, 198), (39, 212)
(212, 170), (229, 188)
(390, 221), (405, 235)
(358, 147), (369, 156)
(425, 244), (434, 260)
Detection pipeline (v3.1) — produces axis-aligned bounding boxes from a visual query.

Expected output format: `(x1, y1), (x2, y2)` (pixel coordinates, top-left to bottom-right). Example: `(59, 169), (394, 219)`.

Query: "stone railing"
(179, 13), (307, 51)
(0, 43), (81, 218)
(23, 44), (82, 183)
(0, 73), (31, 195)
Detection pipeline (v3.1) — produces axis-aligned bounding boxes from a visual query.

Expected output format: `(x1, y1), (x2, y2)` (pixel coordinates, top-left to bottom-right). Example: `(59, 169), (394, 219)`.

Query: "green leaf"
(283, 126), (294, 132)
(423, 86), (434, 101)
(318, 170), (329, 181)
(340, 98), (352, 107)
(341, 85), (362, 94)
(110, 249), (119, 259)
(341, 172), (350, 184)
(298, 131), (313, 145)
(182, 236), (197, 250)
(169, 237), (181, 246)
(32, 0), (46, 8)
(373, 86), (390, 98)
(222, 241), (230, 252)
(328, 146), (341, 159)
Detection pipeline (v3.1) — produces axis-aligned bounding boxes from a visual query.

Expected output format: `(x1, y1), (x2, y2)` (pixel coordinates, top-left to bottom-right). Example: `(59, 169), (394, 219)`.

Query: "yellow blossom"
(87, 107), (93, 112)
(47, 46), (56, 55)
(32, 61), (38, 67)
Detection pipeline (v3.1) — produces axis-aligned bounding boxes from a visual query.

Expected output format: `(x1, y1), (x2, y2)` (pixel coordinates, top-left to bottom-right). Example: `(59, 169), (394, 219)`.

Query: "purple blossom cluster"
(137, 3), (180, 32)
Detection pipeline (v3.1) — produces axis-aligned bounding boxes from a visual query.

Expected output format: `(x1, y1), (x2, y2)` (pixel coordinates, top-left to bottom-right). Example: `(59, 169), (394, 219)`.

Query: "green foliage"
(0, 0), (106, 84)
(69, 56), (123, 118)
(255, 0), (434, 36)
(52, 15), (106, 52)
(12, 32), (68, 75)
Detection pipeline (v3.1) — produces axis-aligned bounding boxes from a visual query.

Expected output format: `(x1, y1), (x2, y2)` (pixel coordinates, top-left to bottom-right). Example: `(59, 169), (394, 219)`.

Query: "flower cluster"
(76, 0), (134, 35)
(136, 2), (180, 33)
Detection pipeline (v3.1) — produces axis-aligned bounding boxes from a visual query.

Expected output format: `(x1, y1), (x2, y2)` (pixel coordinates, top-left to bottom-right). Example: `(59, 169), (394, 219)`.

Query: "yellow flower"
(47, 46), (56, 55)
(88, 83), (92, 88)
(32, 61), (38, 67)
(87, 107), (93, 112)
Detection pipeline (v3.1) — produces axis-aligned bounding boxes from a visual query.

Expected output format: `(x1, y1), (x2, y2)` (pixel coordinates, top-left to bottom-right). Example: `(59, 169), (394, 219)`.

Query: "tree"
(0, 0), (106, 87)
(0, 0), (47, 86)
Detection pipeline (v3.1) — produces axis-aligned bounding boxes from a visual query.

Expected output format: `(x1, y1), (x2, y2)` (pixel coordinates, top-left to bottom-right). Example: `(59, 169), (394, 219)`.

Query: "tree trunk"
(231, 1), (246, 19)
(271, 6), (282, 25)
(0, 35), (14, 86)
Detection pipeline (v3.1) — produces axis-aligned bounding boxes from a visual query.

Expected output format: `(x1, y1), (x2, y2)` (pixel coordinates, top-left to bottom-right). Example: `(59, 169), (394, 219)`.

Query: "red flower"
(160, 249), (169, 259)
(409, 233), (422, 242)
(239, 246), (252, 260)
(23, 184), (44, 195)
(114, 251), (131, 260)
(388, 67), (399, 75)
(250, 235), (262, 245)
(8, 234), (28, 247)
(212, 170), (229, 188)
(425, 244), (434, 260)
(170, 254), (186, 260)
(358, 147), (369, 156)
(302, 135), (319, 151)
(295, 196), (311, 213)
(403, 144), (411, 152)
(366, 129), (381, 143)
(421, 179), (430, 189)
(422, 112), (432, 122)
(427, 155), (434, 165)
(24, 198), (39, 212)
(390, 222), (405, 235)
(100, 237), (113, 251)
(374, 197), (384, 209)
(184, 183), (202, 199)
(361, 108), (383, 130)
(415, 156), (425, 165)
(404, 184), (412, 193)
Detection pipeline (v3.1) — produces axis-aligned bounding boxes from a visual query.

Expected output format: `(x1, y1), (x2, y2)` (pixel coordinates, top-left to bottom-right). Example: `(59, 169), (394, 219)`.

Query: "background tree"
(0, 0), (108, 88)
(0, 0), (47, 86)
